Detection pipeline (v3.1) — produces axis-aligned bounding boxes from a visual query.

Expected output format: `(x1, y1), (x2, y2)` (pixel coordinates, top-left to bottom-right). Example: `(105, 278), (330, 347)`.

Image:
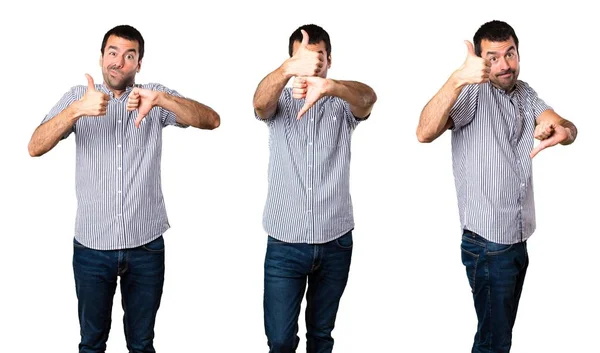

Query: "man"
(253, 24), (377, 353)
(28, 25), (220, 353)
(416, 20), (577, 353)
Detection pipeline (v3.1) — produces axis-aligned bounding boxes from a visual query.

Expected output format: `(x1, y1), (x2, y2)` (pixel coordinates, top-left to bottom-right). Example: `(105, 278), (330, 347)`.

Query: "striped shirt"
(41, 83), (185, 250)
(256, 87), (366, 244)
(450, 81), (551, 244)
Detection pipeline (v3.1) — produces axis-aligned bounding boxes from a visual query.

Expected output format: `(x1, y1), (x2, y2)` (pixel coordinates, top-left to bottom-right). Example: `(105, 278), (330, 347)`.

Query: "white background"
(1, 0), (598, 352)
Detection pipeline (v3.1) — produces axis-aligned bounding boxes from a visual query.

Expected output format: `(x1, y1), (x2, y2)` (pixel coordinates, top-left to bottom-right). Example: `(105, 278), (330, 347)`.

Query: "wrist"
(562, 127), (575, 145)
(280, 60), (295, 80)
(449, 70), (467, 90)
(69, 101), (84, 121)
(324, 78), (335, 96)
(154, 91), (165, 108)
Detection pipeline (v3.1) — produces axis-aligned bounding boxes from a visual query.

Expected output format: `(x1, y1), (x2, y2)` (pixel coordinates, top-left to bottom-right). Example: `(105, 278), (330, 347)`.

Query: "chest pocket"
(315, 100), (349, 148)
(125, 108), (162, 149)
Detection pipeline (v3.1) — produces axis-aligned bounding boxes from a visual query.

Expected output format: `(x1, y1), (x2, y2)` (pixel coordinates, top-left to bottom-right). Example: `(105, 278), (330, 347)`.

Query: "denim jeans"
(461, 230), (529, 353)
(73, 236), (165, 353)
(263, 231), (353, 353)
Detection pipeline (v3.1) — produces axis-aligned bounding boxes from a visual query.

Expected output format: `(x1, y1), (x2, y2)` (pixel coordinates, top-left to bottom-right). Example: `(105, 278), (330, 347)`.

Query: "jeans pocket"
(335, 231), (353, 250)
(142, 236), (165, 252)
(461, 240), (481, 292)
(487, 242), (514, 256)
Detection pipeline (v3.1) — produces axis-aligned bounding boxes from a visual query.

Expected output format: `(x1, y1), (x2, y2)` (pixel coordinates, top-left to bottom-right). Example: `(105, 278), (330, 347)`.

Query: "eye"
(489, 57), (497, 63)
(126, 54), (134, 60)
(506, 52), (515, 59)
(109, 52), (116, 56)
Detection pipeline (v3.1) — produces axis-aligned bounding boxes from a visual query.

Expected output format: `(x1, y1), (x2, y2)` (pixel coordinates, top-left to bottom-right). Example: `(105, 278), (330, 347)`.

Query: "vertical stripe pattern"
(41, 83), (185, 250)
(257, 88), (364, 244)
(450, 81), (550, 244)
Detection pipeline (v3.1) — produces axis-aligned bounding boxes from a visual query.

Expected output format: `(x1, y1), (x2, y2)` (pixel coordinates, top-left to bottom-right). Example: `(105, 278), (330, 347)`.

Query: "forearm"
(253, 64), (292, 119)
(157, 93), (220, 129)
(28, 103), (80, 157)
(326, 79), (377, 118)
(417, 73), (464, 143)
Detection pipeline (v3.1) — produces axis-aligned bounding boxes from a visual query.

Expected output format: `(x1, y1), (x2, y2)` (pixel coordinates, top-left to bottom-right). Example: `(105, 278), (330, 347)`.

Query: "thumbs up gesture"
(284, 29), (325, 77)
(77, 74), (109, 116)
(454, 41), (491, 86)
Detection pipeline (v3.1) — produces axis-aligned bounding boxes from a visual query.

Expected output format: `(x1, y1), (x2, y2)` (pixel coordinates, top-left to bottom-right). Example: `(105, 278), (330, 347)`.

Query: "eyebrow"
(486, 46), (516, 56)
(107, 45), (137, 54)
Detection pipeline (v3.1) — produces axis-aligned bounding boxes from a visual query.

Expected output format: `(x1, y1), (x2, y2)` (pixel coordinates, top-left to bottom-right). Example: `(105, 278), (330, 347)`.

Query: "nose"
(113, 55), (125, 69)
(497, 56), (509, 71)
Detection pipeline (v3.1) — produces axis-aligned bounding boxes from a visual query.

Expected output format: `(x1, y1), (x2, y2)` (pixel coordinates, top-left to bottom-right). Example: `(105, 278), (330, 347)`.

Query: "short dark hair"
(101, 25), (145, 60)
(473, 20), (519, 57)
(288, 24), (331, 57)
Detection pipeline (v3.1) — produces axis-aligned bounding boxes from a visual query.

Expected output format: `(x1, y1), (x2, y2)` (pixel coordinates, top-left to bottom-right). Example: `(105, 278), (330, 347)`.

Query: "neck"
(104, 81), (133, 98)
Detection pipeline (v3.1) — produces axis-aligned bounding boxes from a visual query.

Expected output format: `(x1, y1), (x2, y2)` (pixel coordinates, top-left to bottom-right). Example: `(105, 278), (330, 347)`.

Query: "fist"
(455, 41), (491, 86)
(127, 87), (159, 128)
(285, 29), (325, 77)
(534, 121), (555, 140)
(78, 74), (109, 116)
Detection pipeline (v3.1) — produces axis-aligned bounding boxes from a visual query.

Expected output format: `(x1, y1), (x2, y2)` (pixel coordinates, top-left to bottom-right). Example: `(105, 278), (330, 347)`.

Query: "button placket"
(305, 108), (316, 241)
(115, 100), (126, 235)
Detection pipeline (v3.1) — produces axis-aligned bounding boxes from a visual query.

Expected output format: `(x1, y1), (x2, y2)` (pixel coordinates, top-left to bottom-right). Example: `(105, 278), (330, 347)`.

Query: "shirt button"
(117, 190), (122, 194)
(310, 118), (314, 122)
(118, 120), (122, 123)
(308, 142), (313, 146)
(117, 144), (122, 148)
(117, 167), (122, 171)
(308, 188), (312, 191)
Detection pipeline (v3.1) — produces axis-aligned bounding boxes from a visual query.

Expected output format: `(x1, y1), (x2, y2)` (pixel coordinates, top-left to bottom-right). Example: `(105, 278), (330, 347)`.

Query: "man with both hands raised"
(253, 23), (377, 353)
(28, 24), (219, 353)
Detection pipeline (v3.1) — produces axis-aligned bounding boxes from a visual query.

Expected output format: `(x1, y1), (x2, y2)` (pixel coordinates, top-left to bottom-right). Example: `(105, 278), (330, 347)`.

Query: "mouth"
(498, 71), (513, 79)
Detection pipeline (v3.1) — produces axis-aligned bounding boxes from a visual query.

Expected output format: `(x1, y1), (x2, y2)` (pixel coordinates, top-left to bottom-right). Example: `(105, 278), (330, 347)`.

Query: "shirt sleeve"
(254, 87), (292, 124)
(41, 87), (79, 139)
(524, 82), (552, 118)
(149, 84), (187, 128)
(450, 84), (479, 131)
(342, 98), (370, 129)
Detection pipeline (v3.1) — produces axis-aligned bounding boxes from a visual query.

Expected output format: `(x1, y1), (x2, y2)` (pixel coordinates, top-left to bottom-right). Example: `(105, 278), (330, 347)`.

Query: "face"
(292, 40), (331, 78)
(480, 37), (519, 92)
(100, 35), (141, 91)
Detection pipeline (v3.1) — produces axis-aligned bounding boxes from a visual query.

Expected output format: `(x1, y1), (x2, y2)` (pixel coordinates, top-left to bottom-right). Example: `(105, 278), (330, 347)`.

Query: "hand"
(284, 30), (324, 77)
(293, 76), (329, 120)
(453, 41), (491, 86)
(77, 74), (109, 117)
(127, 87), (160, 128)
(530, 123), (571, 158)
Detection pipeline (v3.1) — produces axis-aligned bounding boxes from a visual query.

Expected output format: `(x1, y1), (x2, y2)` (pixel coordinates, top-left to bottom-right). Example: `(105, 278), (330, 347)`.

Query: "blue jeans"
(263, 231), (353, 353)
(73, 236), (165, 353)
(461, 230), (529, 353)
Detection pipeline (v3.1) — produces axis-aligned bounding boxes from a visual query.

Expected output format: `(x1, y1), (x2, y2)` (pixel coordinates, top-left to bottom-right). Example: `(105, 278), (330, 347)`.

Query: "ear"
(137, 59), (142, 73)
(327, 54), (332, 69)
(98, 54), (103, 67)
